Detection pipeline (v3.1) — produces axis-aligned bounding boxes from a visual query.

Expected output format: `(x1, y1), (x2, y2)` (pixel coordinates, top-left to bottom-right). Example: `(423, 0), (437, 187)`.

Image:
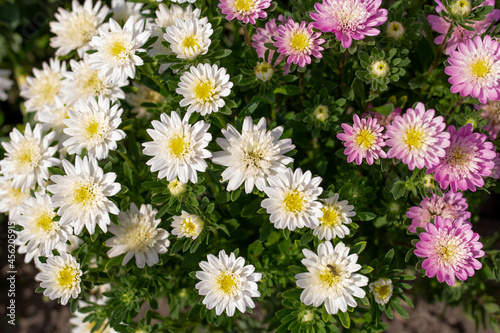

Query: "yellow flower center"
(320, 206), (341, 227)
(35, 211), (57, 233)
(255, 62), (272, 74)
(290, 32), (310, 52)
(85, 119), (101, 139)
(182, 35), (200, 50)
(14, 140), (42, 169)
(126, 221), (156, 250)
(194, 81), (214, 102)
(470, 59), (490, 79)
(372, 284), (391, 299)
(216, 272), (239, 295)
(182, 218), (197, 235)
(283, 190), (305, 214)
(318, 264), (343, 288)
(234, 0), (254, 12)
(355, 129), (375, 149)
(169, 134), (190, 158)
(404, 127), (425, 149)
(57, 265), (79, 289)
(82, 71), (105, 95)
(314, 105), (329, 122)
(110, 40), (127, 59)
(74, 183), (97, 206)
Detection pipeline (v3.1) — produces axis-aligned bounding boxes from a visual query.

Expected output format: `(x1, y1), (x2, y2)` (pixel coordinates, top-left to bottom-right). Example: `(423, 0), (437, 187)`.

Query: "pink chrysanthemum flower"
(310, 0), (388, 48)
(385, 102), (450, 170)
(364, 105), (402, 126)
(406, 190), (471, 233)
(251, 15), (284, 61)
(445, 35), (500, 104)
(218, 0), (271, 25)
(273, 19), (325, 68)
(337, 114), (387, 165)
(477, 100), (500, 141)
(427, 124), (496, 192)
(428, 0), (500, 55)
(489, 148), (500, 179)
(414, 216), (484, 286)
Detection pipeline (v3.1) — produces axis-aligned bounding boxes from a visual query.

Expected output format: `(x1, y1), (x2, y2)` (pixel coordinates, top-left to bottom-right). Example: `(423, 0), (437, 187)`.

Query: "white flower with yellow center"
(14, 192), (72, 256)
(295, 241), (368, 315)
(62, 59), (128, 106)
(35, 251), (82, 305)
(0, 123), (59, 192)
(0, 177), (32, 219)
(142, 111), (212, 184)
(195, 250), (262, 316)
(261, 168), (323, 231)
(89, 16), (151, 82)
(17, 235), (82, 267)
(176, 63), (233, 116)
(369, 278), (393, 305)
(50, 0), (109, 57)
(168, 178), (187, 196)
(386, 21), (405, 40)
(111, 0), (145, 24)
(47, 156), (121, 235)
(0, 69), (13, 101)
(20, 58), (66, 113)
(312, 193), (355, 240)
(106, 203), (170, 268)
(212, 116), (295, 194)
(62, 96), (126, 160)
(37, 96), (72, 137)
(164, 18), (212, 60)
(254, 62), (274, 82)
(171, 211), (204, 239)
(371, 60), (390, 78)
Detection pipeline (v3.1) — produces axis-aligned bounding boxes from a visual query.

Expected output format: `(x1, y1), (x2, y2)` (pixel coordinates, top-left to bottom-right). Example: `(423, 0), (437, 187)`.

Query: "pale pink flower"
(218, 0), (271, 25)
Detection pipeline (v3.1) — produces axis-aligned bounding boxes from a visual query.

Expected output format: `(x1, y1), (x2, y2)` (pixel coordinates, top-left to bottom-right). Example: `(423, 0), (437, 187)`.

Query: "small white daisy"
(0, 69), (14, 101)
(13, 192), (72, 256)
(155, 3), (201, 29)
(195, 250), (262, 316)
(142, 111), (212, 184)
(126, 82), (164, 119)
(17, 235), (82, 268)
(261, 168), (323, 231)
(171, 211), (204, 239)
(62, 59), (128, 106)
(50, 0), (109, 57)
(164, 18), (212, 60)
(20, 58), (66, 113)
(89, 16), (151, 82)
(168, 178), (187, 196)
(212, 116), (295, 193)
(0, 177), (32, 219)
(63, 96), (126, 160)
(35, 251), (82, 305)
(37, 96), (72, 137)
(369, 278), (393, 305)
(0, 123), (59, 192)
(295, 241), (368, 315)
(111, 0), (145, 24)
(312, 193), (356, 240)
(47, 155), (121, 235)
(106, 203), (170, 269)
(176, 63), (233, 116)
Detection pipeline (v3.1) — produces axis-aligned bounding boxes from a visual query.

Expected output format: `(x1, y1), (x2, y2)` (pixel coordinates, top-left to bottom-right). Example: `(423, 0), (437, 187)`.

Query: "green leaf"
(48, 167), (65, 176)
(350, 241), (367, 254)
(369, 103), (394, 116)
(337, 311), (350, 328)
(300, 232), (314, 245)
(274, 85), (302, 96)
(123, 162), (133, 185)
(356, 212), (376, 221)
(288, 265), (305, 274)
(391, 181), (406, 199)
(391, 297), (409, 319)
(485, 303), (500, 313)
(281, 288), (302, 299)
(212, 49), (232, 59)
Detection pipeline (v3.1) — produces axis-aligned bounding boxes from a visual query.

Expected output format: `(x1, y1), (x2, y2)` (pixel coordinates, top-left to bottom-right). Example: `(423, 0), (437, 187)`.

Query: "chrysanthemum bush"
(1, 0), (500, 332)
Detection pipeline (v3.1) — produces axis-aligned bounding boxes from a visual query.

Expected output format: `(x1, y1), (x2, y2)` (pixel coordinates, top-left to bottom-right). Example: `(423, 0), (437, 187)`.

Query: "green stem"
(427, 24), (454, 75)
(242, 25), (252, 49)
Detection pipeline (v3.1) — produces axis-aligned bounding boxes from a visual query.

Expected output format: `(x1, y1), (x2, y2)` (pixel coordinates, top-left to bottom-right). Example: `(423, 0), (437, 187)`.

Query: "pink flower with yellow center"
(445, 35), (500, 104)
(414, 216), (484, 286)
(310, 0), (387, 48)
(385, 102), (450, 170)
(218, 0), (271, 25)
(273, 19), (325, 68)
(337, 114), (387, 165)
(427, 124), (496, 192)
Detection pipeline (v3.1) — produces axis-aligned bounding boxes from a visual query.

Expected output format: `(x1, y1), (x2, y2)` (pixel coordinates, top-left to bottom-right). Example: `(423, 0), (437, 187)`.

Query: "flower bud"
(370, 60), (390, 78)
(255, 62), (274, 82)
(386, 21), (405, 40)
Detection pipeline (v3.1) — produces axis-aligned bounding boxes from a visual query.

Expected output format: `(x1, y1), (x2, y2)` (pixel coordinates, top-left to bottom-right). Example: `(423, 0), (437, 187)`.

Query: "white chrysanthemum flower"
(195, 250), (262, 316)
(35, 251), (82, 305)
(47, 156), (121, 235)
(89, 17), (151, 82)
(369, 278), (393, 305)
(17, 235), (82, 268)
(13, 192), (72, 256)
(37, 96), (72, 137)
(20, 58), (65, 112)
(126, 82), (164, 119)
(106, 203), (170, 268)
(142, 111), (212, 183)
(168, 178), (187, 196)
(70, 299), (117, 333)
(261, 168), (323, 231)
(295, 241), (368, 315)
(62, 59), (128, 106)
(111, 0), (145, 23)
(156, 3), (201, 28)
(50, 0), (109, 57)
(0, 123), (59, 191)
(312, 193), (356, 240)
(0, 69), (14, 101)
(212, 116), (295, 193)
(171, 211), (204, 239)
(176, 63), (233, 116)
(62, 96), (126, 160)
(164, 18), (212, 60)
(0, 177), (32, 219)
